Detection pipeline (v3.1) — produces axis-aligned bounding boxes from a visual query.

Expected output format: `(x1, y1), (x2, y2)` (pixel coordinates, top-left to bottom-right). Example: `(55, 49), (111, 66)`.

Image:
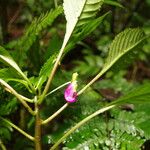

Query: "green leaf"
(35, 54), (57, 89)
(0, 68), (20, 80)
(0, 46), (28, 82)
(78, 28), (146, 95)
(0, 118), (12, 141)
(113, 83), (150, 105)
(0, 97), (17, 116)
(62, 109), (146, 150)
(23, 6), (62, 51)
(103, 28), (145, 73)
(63, 0), (104, 52)
(0, 68), (29, 87)
(104, 0), (124, 8)
(7, 6), (63, 53)
(65, 12), (110, 53)
(5, 6), (63, 67)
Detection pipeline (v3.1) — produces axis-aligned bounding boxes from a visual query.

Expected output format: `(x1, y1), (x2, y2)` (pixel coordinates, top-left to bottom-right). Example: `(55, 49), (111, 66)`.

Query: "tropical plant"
(0, 0), (149, 150)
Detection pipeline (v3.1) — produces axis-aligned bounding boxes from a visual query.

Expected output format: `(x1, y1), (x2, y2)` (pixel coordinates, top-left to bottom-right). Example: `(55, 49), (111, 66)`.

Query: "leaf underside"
(100, 28), (146, 75)
(63, 0), (104, 49)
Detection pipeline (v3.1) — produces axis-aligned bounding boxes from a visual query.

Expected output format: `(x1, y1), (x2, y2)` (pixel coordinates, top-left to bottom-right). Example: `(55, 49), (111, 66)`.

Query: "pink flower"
(64, 73), (78, 103)
(64, 83), (77, 103)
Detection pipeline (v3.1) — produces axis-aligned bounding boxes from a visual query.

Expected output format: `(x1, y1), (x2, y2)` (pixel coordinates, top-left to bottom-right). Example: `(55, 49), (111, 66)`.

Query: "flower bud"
(64, 73), (78, 103)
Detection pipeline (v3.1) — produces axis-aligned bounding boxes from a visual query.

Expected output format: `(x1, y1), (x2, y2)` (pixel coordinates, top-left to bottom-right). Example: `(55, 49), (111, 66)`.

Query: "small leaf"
(113, 83), (150, 105)
(104, 0), (124, 8)
(0, 46), (28, 81)
(35, 54), (57, 89)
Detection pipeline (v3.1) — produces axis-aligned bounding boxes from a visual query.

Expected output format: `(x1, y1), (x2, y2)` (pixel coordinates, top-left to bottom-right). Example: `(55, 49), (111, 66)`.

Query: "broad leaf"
(78, 28), (146, 95)
(62, 0), (104, 52)
(103, 28), (145, 73)
(65, 12), (110, 53)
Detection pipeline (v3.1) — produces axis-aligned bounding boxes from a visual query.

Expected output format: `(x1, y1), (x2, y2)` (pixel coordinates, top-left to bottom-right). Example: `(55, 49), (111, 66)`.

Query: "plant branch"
(42, 103), (69, 125)
(42, 69), (106, 124)
(19, 94), (34, 103)
(34, 97), (42, 150)
(50, 104), (115, 150)
(77, 69), (106, 95)
(0, 79), (35, 115)
(46, 81), (71, 97)
(38, 42), (68, 104)
(0, 139), (6, 150)
(0, 117), (35, 141)
(54, 0), (58, 8)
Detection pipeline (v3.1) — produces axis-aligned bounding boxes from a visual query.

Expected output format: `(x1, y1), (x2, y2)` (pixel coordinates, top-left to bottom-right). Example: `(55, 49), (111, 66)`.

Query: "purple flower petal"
(64, 83), (77, 103)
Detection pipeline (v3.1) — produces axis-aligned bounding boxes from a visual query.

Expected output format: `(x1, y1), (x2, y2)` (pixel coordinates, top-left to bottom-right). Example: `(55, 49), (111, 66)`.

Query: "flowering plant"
(0, 0), (149, 150)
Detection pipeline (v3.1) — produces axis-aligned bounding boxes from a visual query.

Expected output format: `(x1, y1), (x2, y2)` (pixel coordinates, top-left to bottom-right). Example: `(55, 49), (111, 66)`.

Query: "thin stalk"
(54, 0), (58, 8)
(38, 42), (67, 104)
(19, 107), (26, 130)
(78, 69), (106, 95)
(46, 81), (71, 97)
(50, 105), (115, 150)
(42, 69), (106, 124)
(0, 117), (35, 141)
(0, 79), (35, 115)
(0, 139), (6, 150)
(42, 103), (69, 125)
(42, 82), (72, 125)
(38, 7), (78, 104)
(34, 97), (42, 150)
(18, 94), (34, 103)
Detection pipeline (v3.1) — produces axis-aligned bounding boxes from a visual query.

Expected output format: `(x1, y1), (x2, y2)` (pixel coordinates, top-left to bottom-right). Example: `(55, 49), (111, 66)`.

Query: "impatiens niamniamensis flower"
(64, 73), (78, 103)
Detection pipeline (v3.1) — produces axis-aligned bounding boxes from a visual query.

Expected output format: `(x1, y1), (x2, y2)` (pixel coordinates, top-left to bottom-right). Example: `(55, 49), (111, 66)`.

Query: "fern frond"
(0, 96), (17, 116)
(62, 108), (148, 150)
(5, 6), (63, 57)
(17, 6), (63, 52)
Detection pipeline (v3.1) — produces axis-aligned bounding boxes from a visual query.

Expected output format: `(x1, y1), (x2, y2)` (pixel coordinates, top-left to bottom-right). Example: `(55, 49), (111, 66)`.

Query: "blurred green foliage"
(0, 0), (150, 150)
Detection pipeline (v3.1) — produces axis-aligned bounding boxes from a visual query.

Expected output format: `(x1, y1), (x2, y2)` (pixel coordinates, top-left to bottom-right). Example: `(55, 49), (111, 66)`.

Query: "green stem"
(46, 81), (71, 97)
(42, 103), (69, 125)
(18, 94), (34, 103)
(50, 105), (115, 150)
(0, 139), (7, 150)
(19, 107), (26, 130)
(42, 69), (107, 125)
(54, 0), (58, 8)
(0, 79), (35, 115)
(77, 69), (106, 95)
(38, 42), (67, 104)
(0, 117), (35, 141)
(34, 97), (42, 150)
